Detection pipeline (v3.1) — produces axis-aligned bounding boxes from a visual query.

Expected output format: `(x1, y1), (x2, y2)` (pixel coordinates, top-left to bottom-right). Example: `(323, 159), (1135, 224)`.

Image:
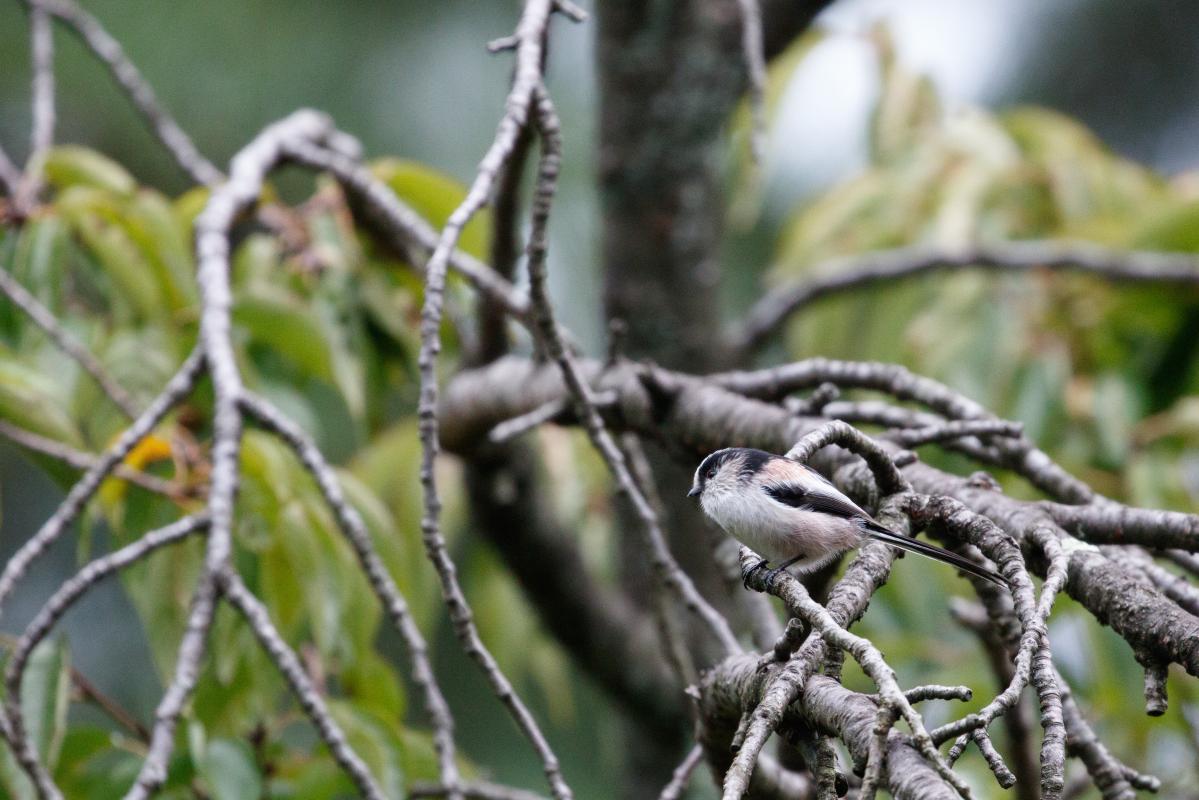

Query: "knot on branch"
(636, 362), (682, 425)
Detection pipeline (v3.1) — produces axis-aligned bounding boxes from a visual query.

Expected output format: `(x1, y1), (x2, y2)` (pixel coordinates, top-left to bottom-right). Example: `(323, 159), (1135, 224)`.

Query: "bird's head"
(688, 447), (773, 501)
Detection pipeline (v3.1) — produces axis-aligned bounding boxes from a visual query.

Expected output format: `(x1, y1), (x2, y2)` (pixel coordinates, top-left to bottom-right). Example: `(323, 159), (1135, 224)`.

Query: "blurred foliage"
(0, 144), (586, 798)
(2, 20), (1199, 800)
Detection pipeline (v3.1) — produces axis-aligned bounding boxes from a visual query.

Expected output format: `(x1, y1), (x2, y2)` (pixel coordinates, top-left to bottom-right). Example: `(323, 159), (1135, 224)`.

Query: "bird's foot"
(742, 558), (769, 589)
(761, 565), (790, 591)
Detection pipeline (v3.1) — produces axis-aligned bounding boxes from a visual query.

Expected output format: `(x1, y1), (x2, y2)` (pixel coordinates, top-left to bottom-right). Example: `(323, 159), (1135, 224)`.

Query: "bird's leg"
(742, 557), (770, 589)
(762, 554), (805, 591)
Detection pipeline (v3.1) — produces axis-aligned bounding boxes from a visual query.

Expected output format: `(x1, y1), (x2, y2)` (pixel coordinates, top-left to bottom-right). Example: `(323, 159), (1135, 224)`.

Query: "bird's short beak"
(687, 486), (701, 498)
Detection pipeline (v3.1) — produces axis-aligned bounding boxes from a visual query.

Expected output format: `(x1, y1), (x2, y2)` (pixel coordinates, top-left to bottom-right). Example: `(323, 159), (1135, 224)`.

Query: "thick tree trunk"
(596, 5), (833, 792)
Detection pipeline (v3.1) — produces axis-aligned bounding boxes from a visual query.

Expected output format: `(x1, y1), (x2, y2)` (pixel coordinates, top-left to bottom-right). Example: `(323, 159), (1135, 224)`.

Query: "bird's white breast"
(701, 484), (862, 569)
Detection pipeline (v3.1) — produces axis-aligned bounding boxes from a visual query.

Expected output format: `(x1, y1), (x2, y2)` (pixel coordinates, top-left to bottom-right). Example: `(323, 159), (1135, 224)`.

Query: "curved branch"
(442, 358), (1199, 677)
(412, 3), (578, 798)
(3, 515), (208, 800)
(29, 0), (222, 185)
(732, 241), (1199, 356)
(128, 109), (340, 800)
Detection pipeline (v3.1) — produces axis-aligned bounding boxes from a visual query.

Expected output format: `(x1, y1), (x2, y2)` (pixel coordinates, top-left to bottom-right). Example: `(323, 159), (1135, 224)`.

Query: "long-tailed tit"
(688, 447), (1005, 587)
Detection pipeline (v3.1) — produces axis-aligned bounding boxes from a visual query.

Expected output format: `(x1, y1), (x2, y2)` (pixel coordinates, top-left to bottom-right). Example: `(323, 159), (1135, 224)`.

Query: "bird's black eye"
(706, 467), (718, 479)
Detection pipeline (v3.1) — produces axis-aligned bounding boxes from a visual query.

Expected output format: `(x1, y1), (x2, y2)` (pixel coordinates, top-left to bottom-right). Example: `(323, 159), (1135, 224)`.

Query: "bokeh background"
(2, 1), (1199, 798)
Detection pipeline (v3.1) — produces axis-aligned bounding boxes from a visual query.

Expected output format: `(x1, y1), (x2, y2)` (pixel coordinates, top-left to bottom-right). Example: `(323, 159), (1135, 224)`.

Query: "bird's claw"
(742, 558), (769, 589)
(762, 565), (788, 591)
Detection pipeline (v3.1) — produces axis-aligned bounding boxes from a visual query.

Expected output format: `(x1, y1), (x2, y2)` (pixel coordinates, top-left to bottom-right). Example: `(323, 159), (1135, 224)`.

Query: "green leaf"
(11, 217), (70, 310)
(198, 739), (262, 800)
(42, 147), (136, 196)
(369, 159), (491, 260)
(341, 651), (405, 723)
(56, 186), (167, 321)
(20, 639), (71, 771)
(327, 702), (403, 798)
(1130, 200), (1199, 252)
(869, 25), (942, 163)
(234, 286), (335, 383)
(123, 190), (198, 313)
(0, 355), (81, 446)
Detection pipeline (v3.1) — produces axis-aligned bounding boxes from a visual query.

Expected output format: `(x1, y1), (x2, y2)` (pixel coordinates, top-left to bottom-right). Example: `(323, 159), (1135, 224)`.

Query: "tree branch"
(0, 263), (140, 419)
(732, 241), (1199, 356)
(28, 0), (222, 185)
(412, 3), (578, 797)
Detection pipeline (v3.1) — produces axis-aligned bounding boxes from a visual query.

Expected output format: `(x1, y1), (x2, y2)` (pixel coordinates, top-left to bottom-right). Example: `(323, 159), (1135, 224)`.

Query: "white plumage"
(688, 447), (1005, 586)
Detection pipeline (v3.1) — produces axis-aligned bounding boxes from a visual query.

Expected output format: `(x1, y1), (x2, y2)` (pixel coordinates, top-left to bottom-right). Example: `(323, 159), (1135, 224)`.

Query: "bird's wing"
(762, 482), (869, 520)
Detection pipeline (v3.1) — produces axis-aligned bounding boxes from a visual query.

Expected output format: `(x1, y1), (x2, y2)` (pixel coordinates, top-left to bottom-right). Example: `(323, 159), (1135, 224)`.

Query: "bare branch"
(712, 357), (1093, 503)
(217, 566), (387, 800)
(29, 0), (222, 185)
(784, 419), (909, 495)
(701, 660), (957, 800)
(733, 241), (1199, 356)
(412, 3), (578, 798)
(732, 545), (970, 800)
(1044, 501), (1199, 550)
(0, 420), (180, 497)
(657, 743), (705, 800)
(1059, 670), (1160, 799)
(0, 346), (203, 624)
(128, 109), (339, 800)
(15, 0), (55, 209)
(239, 391), (461, 793)
(526, 87), (739, 657)
(904, 496), (1065, 797)
(0, 263), (140, 419)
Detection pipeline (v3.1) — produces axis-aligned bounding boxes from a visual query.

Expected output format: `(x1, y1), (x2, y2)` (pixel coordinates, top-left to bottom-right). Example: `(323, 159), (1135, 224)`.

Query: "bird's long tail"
(861, 521), (1008, 587)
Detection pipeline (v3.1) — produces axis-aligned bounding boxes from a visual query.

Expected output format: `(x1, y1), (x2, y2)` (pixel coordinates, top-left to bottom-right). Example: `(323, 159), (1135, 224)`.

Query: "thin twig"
(487, 391), (619, 444)
(657, 743), (704, 800)
(217, 566), (386, 800)
(239, 391), (461, 795)
(734, 0), (767, 163)
(4, 514), (208, 800)
(16, 0), (55, 209)
(0, 263), (141, 419)
(412, 3), (577, 798)
(882, 419), (1023, 449)
(0, 420), (180, 497)
(733, 240), (1199, 356)
(525, 86), (740, 657)
(29, 0), (222, 185)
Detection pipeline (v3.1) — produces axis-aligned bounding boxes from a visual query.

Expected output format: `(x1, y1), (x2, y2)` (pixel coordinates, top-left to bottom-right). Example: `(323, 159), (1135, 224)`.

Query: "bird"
(687, 447), (1006, 588)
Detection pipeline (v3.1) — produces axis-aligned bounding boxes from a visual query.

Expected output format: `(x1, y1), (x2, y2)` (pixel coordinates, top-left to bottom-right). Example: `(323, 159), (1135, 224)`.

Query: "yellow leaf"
(124, 433), (173, 470)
